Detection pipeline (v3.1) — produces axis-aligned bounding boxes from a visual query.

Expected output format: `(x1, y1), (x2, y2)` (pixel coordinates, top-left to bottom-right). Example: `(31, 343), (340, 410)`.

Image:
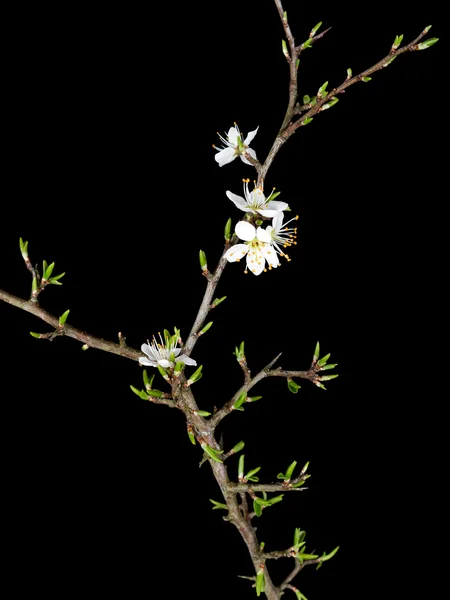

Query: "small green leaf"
(187, 365), (203, 385)
(253, 499), (262, 517)
(417, 37), (439, 50)
(310, 21), (322, 37)
(247, 395), (262, 402)
(256, 569), (265, 596)
(19, 238), (29, 258)
(130, 385), (142, 397)
(303, 94), (311, 104)
(187, 427), (196, 445)
(44, 261), (55, 279)
(195, 410), (211, 417)
(287, 379), (301, 393)
(313, 341), (320, 362)
(245, 466), (261, 480)
(299, 552), (319, 560)
(238, 454), (245, 480)
(302, 117), (313, 126)
(347, 67), (352, 78)
(199, 321), (213, 335)
(147, 389), (163, 398)
(234, 391), (247, 409)
(319, 374), (339, 382)
(318, 353), (330, 366)
(209, 499), (228, 511)
(302, 38), (312, 49)
(58, 309), (70, 326)
(29, 331), (42, 338)
(224, 218), (232, 241)
(285, 460), (297, 479)
(318, 81), (328, 95)
(423, 25), (432, 33)
(48, 272), (65, 284)
(291, 480), (306, 488)
(321, 97), (339, 111)
(211, 296), (227, 308)
(201, 443), (223, 463)
(199, 249), (207, 270)
(320, 545), (340, 562)
(320, 363), (338, 370)
(232, 441), (245, 454)
(282, 39), (289, 58)
(362, 76), (372, 82)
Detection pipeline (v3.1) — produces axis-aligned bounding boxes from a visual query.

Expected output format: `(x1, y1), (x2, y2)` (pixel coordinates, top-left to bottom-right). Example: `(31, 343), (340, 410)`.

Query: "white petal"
(240, 147), (257, 165)
(225, 244), (249, 262)
(172, 348), (181, 357)
(158, 359), (172, 368)
(235, 221), (256, 241)
(256, 226), (271, 243)
(246, 245), (265, 275)
(261, 243), (280, 268)
(244, 126), (259, 145)
(227, 127), (239, 145)
(215, 147), (237, 166)
(176, 354), (197, 366)
(272, 212), (284, 231)
(141, 343), (151, 355)
(139, 357), (157, 367)
(226, 191), (251, 211)
(257, 208), (279, 218)
(267, 200), (289, 213)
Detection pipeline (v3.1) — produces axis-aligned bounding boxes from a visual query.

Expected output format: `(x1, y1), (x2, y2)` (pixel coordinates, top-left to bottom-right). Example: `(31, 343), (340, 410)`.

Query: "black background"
(1, 1), (444, 598)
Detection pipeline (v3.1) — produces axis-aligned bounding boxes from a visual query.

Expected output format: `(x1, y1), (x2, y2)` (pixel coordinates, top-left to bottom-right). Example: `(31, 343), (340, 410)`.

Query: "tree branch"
(0, 288), (142, 361)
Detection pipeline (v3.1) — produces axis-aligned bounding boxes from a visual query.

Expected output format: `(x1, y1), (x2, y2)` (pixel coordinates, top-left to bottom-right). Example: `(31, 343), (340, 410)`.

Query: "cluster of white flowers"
(215, 125), (298, 276)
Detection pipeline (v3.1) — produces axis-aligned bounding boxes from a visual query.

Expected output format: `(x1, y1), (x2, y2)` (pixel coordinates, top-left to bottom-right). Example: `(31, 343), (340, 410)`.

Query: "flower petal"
(226, 191), (253, 212)
(227, 127), (239, 145)
(235, 221), (256, 241)
(158, 359), (172, 368)
(261, 243), (280, 268)
(225, 244), (249, 262)
(272, 212), (284, 231)
(240, 147), (257, 165)
(139, 357), (157, 367)
(244, 126), (259, 145)
(267, 200), (289, 213)
(215, 147), (236, 166)
(256, 226), (271, 243)
(246, 245), (265, 275)
(258, 208), (280, 218)
(176, 354), (197, 366)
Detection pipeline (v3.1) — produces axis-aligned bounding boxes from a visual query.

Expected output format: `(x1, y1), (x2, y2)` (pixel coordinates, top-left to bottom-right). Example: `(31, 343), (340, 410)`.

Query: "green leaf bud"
(287, 379), (301, 393)
(310, 21), (322, 37)
(199, 249), (207, 271)
(199, 321), (213, 335)
(224, 218), (232, 241)
(58, 309), (70, 326)
(232, 441), (245, 454)
(417, 37), (439, 50)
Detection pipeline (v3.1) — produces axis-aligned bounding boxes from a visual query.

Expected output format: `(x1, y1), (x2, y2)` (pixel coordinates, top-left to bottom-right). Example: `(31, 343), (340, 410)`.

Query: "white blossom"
(266, 212), (299, 262)
(224, 221), (279, 275)
(214, 123), (258, 167)
(226, 179), (289, 217)
(139, 332), (197, 369)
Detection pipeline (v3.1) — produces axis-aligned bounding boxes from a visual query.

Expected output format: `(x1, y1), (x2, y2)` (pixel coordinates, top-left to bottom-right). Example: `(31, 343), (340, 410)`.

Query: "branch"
(209, 352), (282, 429)
(0, 288), (142, 361)
(229, 480), (309, 493)
(183, 241), (234, 356)
(254, 6), (434, 188)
